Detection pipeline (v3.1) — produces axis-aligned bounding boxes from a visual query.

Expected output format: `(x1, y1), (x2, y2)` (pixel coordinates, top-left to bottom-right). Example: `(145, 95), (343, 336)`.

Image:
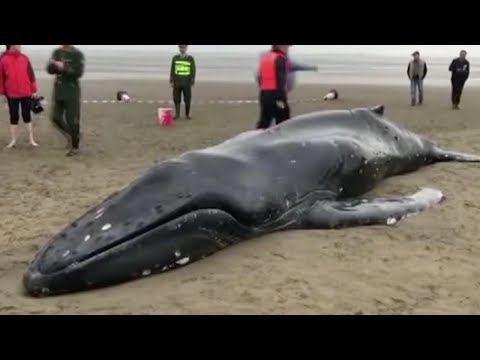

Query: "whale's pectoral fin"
(301, 188), (445, 230)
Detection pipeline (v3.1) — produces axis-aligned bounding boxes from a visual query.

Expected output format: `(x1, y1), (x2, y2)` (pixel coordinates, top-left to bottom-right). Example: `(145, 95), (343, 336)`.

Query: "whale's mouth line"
(44, 206), (241, 275)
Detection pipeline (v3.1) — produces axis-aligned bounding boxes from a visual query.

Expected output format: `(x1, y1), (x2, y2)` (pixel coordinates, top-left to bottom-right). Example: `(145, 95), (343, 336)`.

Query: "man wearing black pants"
(449, 50), (470, 110)
(257, 45), (291, 130)
(170, 45), (196, 119)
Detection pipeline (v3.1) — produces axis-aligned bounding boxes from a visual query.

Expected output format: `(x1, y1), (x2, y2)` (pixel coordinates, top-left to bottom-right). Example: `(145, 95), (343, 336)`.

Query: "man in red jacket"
(0, 45), (38, 148)
(256, 45), (291, 130)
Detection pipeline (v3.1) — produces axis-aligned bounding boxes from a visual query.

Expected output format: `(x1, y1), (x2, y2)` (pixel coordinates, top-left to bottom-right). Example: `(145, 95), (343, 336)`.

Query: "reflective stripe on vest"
(175, 60), (192, 76)
(260, 52), (280, 90)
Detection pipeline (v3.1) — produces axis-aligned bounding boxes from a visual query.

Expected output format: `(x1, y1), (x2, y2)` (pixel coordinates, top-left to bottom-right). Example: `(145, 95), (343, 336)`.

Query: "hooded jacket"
(0, 50), (37, 98)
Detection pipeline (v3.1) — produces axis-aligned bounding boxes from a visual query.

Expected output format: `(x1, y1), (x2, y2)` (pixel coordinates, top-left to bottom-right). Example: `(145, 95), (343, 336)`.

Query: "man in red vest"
(256, 45), (291, 129)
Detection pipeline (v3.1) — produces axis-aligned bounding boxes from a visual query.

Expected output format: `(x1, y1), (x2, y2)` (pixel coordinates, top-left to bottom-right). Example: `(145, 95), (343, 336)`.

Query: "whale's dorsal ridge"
(370, 105), (385, 116)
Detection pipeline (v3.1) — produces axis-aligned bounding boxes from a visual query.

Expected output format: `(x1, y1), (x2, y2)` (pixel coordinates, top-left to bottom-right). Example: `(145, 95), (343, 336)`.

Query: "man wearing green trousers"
(47, 45), (85, 156)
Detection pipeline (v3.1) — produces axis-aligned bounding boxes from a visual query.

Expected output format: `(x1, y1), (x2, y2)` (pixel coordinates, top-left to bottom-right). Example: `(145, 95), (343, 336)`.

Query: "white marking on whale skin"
(84, 235), (91, 242)
(290, 160), (297, 164)
(62, 250), (71, 257)
(387, 217), (398, 226)
(339, 187), (344, 193)
(176, 257), (190, 266)
(94, 212), (104, 220)
(142, 269), (152, 277)
(175, 251), (181, 258)
(161, 266), (168, 272)
(102, 224), (112, 231)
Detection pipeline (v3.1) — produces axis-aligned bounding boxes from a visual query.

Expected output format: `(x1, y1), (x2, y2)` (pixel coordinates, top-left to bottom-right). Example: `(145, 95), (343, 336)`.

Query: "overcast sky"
(23, 45), (480, 57)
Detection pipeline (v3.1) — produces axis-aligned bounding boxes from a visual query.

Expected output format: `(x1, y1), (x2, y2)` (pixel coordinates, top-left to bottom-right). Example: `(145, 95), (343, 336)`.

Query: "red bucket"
(158, 108), (174, 127)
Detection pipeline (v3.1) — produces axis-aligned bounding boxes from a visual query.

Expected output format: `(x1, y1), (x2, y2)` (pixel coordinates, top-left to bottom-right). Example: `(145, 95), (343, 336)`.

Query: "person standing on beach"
(170, 45), (196, 120)
(407, 51), (428, 106)
(0, 45), (39, 148)
(46, 45), (85, 156)
(255, 52), (317, 93)
(256, 45), (291, 130)
(449, 50), (470, 110)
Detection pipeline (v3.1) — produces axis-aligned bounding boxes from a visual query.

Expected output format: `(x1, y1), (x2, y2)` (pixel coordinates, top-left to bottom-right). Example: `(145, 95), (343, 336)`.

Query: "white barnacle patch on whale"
(142, 269), (152, 277)
(387, 217), (398, 226)
(62, 250), (71, 257)
(94, 212), (104, 220)
(84, 235), (91, 242)
(290, 160), (297, 164)
(176, 257), (190, 266)
(175, 251), (181, 258)
(102, 224), (112, 231)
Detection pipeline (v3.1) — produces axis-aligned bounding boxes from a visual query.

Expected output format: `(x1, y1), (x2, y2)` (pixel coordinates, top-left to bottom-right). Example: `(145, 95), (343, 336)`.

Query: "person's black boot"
(174, 104), (180, 119)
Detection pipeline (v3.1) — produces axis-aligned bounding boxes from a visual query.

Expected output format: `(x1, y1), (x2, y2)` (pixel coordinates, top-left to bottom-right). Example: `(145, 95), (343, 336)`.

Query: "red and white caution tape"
(40, 97), (328, 106)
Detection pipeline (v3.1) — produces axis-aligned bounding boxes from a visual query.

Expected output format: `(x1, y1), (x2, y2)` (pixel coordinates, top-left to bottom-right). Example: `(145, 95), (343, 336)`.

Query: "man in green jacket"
(170, 45), (196, 119)
(47, 45), (85, 156)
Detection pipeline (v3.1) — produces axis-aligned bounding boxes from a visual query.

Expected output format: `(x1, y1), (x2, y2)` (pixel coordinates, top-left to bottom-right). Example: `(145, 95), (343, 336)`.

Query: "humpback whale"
(23, 105), (480, 297)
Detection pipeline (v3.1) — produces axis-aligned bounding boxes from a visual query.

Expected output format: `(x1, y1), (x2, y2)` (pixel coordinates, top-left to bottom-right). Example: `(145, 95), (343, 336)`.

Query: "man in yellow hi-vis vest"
(170, 45), (196, 119)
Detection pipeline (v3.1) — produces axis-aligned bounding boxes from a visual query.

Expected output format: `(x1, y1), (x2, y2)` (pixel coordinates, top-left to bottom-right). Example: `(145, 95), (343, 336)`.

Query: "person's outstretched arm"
(290, 60), (317, 72)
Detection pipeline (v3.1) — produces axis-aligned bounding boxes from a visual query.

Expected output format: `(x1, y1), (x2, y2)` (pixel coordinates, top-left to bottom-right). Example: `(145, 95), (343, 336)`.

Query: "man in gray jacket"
(407, 51), (428, 106)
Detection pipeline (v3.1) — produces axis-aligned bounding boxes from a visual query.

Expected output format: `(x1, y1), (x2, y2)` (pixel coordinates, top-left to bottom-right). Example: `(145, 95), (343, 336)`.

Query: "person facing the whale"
(256, 45), (291, 130)
(407, 51), (428, 106)
(449, 50), (470, 110)
(0, 45), (39, 148)
(170, 45), (196, 120)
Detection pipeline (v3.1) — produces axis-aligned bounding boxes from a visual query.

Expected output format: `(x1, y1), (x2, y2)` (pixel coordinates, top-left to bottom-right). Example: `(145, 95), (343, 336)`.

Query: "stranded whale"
(23, 105), (480, 297)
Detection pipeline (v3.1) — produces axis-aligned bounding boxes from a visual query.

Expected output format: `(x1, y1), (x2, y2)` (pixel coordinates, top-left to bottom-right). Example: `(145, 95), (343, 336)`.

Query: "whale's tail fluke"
(434, 148), (480, 163)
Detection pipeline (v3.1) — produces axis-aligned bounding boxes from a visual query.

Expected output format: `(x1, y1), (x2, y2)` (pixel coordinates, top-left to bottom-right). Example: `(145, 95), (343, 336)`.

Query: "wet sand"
(1, 80), (480, 315)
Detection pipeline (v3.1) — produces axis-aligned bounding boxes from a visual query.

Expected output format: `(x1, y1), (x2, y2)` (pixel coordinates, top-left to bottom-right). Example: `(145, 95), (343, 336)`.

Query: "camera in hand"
(31, 95), (45, 114)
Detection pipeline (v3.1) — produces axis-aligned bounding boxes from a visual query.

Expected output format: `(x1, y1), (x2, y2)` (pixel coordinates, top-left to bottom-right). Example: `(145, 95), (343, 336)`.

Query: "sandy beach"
(1, 79), (480, 315)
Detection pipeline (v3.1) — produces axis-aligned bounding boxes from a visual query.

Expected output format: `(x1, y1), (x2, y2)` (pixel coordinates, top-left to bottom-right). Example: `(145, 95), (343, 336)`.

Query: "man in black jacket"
(170, 45), (196, 119)
(449, 50), (470, 110)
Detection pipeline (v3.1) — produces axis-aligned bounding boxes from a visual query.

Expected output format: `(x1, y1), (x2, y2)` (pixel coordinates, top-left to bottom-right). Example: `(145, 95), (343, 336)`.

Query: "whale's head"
(23, 160), (245, 297)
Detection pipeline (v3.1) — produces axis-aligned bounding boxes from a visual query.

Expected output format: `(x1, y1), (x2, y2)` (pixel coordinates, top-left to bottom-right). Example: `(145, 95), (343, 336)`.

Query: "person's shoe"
(30, 137), (39, 147)
(66, 148), (80, 157)
(186, 116), (192, 120)
(6, 140), (16, 149)
(411, 99), (416, 106)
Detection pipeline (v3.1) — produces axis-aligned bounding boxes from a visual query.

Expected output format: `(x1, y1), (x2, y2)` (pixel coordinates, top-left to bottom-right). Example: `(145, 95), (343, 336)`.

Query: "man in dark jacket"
(170, 45), (196, 119)
(449, 50), (470, 110)
(47, 45), (85, 156)
(407, 51), (428, 106)
(256, 45), (291, 130)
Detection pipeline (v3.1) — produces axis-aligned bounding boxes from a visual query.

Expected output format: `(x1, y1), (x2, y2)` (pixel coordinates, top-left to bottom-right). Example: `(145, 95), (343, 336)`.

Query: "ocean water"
(28, 49), (480, 87)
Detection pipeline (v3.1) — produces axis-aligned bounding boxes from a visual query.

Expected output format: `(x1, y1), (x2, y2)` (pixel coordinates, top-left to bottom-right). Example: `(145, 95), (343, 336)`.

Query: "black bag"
(31, 95), (44, 114)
